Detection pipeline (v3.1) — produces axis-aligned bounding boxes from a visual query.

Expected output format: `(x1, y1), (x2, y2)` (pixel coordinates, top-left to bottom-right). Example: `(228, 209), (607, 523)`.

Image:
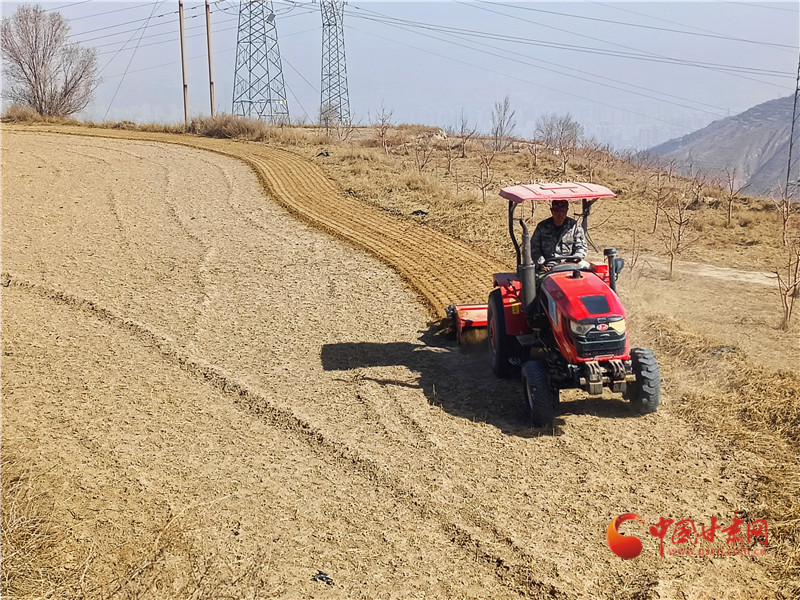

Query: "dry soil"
(0, 129), (783, 598)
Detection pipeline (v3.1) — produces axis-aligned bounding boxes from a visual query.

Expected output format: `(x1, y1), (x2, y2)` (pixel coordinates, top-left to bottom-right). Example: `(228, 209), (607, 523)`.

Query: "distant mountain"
(647, 95), (797, 198)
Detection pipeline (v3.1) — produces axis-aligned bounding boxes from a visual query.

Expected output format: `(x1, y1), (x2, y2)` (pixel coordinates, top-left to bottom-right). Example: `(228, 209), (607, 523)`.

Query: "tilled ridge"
(15, 126), (505, 316)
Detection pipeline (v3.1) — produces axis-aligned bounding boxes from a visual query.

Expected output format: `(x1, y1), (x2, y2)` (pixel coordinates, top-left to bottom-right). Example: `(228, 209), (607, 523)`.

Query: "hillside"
(648, 95), (796, 197)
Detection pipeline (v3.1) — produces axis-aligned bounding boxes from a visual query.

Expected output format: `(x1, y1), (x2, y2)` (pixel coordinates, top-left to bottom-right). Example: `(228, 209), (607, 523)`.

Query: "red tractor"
(448, 183), (660, 427)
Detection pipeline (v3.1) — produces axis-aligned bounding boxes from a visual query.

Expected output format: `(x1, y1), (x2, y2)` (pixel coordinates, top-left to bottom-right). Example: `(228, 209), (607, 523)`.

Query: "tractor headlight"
(570, 321), (594, 336)
(609, 319), (626, 333)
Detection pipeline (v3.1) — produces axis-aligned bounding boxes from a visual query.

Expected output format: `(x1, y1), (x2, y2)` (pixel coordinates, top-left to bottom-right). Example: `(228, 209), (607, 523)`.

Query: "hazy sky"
(2, 1), (798, 149)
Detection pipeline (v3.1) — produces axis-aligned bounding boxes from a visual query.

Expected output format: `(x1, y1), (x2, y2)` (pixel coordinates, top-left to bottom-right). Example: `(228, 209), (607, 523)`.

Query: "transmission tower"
(319, 0), (351, 126)
(232, 0), (289, 124)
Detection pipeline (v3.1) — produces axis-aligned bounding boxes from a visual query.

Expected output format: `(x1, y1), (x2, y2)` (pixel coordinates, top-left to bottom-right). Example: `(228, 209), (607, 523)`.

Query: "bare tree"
(526, 140), (543, 181)
(578, 136), (608, 183)
(771, 185), (797, 247)
(411, 135), (434, 173)
(717, 166), (749, 227)
(490, 95), (516, 152)
(535, 113), (583, 174)
(371, 102), (394, 156)
(320, 102), (339, 135)
(660, 179), (700, 279)
(2, 5), (99, 117)
(647, 158), (678, 234)
(456, 109), (477, 158)
(775, 242), (800, 330)
(474, 141), (497, 202)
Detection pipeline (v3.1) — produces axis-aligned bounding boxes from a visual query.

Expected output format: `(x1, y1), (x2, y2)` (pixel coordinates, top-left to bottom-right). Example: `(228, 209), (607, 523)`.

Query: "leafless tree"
(2, 4), (99, 117)
(775, 242), (800, 330)
(490, 95), (516, 152)
(661, 179), (700, 279)
(771, 185), (797, 247)
(320, 102), (339, 135)
(411, 135), (434, 173)
(456, 109), (477, 158)
(371, 102), (394, 156)
(718, 166), (749, 227)
(578, 136), (608, 183)
(526, 140), (543, 181)
(474, 141), (497, 202)
(647, 158), (678, 234)
(535, 112), (583, 174)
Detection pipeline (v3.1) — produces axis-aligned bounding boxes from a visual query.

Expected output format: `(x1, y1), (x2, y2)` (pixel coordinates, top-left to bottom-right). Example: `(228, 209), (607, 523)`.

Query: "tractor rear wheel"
(487, 289), (517, 378)
(522, 361), (556, 428)
(625, 348), (661, 413)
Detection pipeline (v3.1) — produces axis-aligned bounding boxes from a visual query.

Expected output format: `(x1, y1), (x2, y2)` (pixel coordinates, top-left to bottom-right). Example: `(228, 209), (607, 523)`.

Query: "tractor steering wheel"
(544, 253), (583, 266)
(541, 254), (584, 271)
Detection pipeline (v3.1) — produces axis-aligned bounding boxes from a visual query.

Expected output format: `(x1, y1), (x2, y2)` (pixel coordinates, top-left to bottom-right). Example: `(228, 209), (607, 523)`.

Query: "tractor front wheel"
(625, 347), (661, 413)
(487, 289), (517, 378)
(522, 361), (556, 428)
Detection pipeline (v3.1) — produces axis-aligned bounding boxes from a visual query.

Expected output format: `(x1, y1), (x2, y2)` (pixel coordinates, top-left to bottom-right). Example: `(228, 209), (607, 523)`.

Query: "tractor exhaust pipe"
(604, 247), (624, 292)
(519, 220), (537, 314)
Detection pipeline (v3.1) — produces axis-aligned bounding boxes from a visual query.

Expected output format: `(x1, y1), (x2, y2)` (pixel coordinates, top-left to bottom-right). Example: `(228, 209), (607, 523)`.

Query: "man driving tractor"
(531, 199), (588, 272)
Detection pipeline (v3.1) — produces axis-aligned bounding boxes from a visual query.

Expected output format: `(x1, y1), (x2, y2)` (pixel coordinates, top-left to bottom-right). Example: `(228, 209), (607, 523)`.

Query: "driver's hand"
(541, 265), (553, 272)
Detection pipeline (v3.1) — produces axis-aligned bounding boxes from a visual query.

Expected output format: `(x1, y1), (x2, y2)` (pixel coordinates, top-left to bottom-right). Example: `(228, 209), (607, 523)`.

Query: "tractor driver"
(531, 199), (588, 272)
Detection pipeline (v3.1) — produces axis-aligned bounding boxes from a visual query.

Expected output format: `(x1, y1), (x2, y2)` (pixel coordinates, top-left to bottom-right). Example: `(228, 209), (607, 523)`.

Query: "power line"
(475, 0), (796, 51)
(43, 1), (91, 12)
(342, 4), (794, 128)
(348, 5), (792, 80)
(344, 23), (698, 132)
(68, 0), (225, 42)
(87, 7), (317, 55)
(104, 2), (164, 120)
(452, 0), (794, 85)
(67, 2), (163, 22)
(361, 12), (729, 118)
(101, 26), (319, 79)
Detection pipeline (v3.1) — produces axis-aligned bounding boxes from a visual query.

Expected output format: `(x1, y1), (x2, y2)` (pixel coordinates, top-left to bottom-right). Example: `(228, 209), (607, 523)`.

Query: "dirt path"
(1, 130), (778, 599)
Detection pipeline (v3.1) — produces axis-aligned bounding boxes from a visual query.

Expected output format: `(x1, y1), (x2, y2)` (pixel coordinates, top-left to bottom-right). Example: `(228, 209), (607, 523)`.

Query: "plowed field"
(1, 129), (780, 598)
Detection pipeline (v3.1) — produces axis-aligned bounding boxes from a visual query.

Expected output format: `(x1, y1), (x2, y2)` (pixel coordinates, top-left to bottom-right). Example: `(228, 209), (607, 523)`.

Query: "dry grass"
(641, 316), (800, 592)
(1, 450), (90, 598)
(1, 105), (80, 126)
(0, 449), (271, 599)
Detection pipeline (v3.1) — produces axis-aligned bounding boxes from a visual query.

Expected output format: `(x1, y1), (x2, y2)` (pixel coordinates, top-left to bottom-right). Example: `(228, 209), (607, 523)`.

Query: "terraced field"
(1, 128), (783, 598)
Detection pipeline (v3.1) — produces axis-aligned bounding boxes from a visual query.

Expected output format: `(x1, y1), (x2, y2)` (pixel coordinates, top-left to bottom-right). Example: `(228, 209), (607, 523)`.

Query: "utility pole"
(232, 0), (289, 124)
(205, 0), (215, 116)
(178, 0), (189, 128)
(319, 0), (350, 126)
(786, 51), (800, 198)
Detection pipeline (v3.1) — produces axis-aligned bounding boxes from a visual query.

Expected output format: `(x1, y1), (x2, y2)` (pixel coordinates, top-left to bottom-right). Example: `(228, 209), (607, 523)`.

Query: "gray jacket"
(530, 216), (588, 265)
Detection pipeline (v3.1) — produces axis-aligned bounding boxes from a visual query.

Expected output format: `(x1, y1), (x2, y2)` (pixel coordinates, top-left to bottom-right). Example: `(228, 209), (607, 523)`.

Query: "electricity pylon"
(232, 0), (289, 124)
(319, 0), (350, 126)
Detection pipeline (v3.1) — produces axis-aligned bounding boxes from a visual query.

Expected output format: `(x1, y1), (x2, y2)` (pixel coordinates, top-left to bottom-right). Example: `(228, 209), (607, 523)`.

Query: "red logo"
(606, 513), (768, 559)
(596, 323), (609, 331)
(607, 513), (646, 559)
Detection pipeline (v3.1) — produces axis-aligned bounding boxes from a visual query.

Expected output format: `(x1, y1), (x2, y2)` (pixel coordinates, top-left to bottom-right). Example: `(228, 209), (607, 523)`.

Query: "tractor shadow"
(320, 321), (643, 438)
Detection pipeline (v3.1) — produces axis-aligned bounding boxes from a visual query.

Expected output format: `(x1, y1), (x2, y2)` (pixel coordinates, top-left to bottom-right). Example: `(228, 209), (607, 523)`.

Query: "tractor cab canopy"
(499, 182), (615, 203)
(500, 182), (616, 268)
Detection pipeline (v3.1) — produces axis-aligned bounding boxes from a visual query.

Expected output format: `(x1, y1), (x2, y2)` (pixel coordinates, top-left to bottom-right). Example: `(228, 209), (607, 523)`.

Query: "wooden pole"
(178, 0), (189, 128)
(205, 0), (216, 116)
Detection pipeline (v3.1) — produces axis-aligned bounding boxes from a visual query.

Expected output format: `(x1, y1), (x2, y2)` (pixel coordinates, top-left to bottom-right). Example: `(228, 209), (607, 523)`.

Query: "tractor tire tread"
(628, 347), (661, 414)
(522, 361), (556, 428)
